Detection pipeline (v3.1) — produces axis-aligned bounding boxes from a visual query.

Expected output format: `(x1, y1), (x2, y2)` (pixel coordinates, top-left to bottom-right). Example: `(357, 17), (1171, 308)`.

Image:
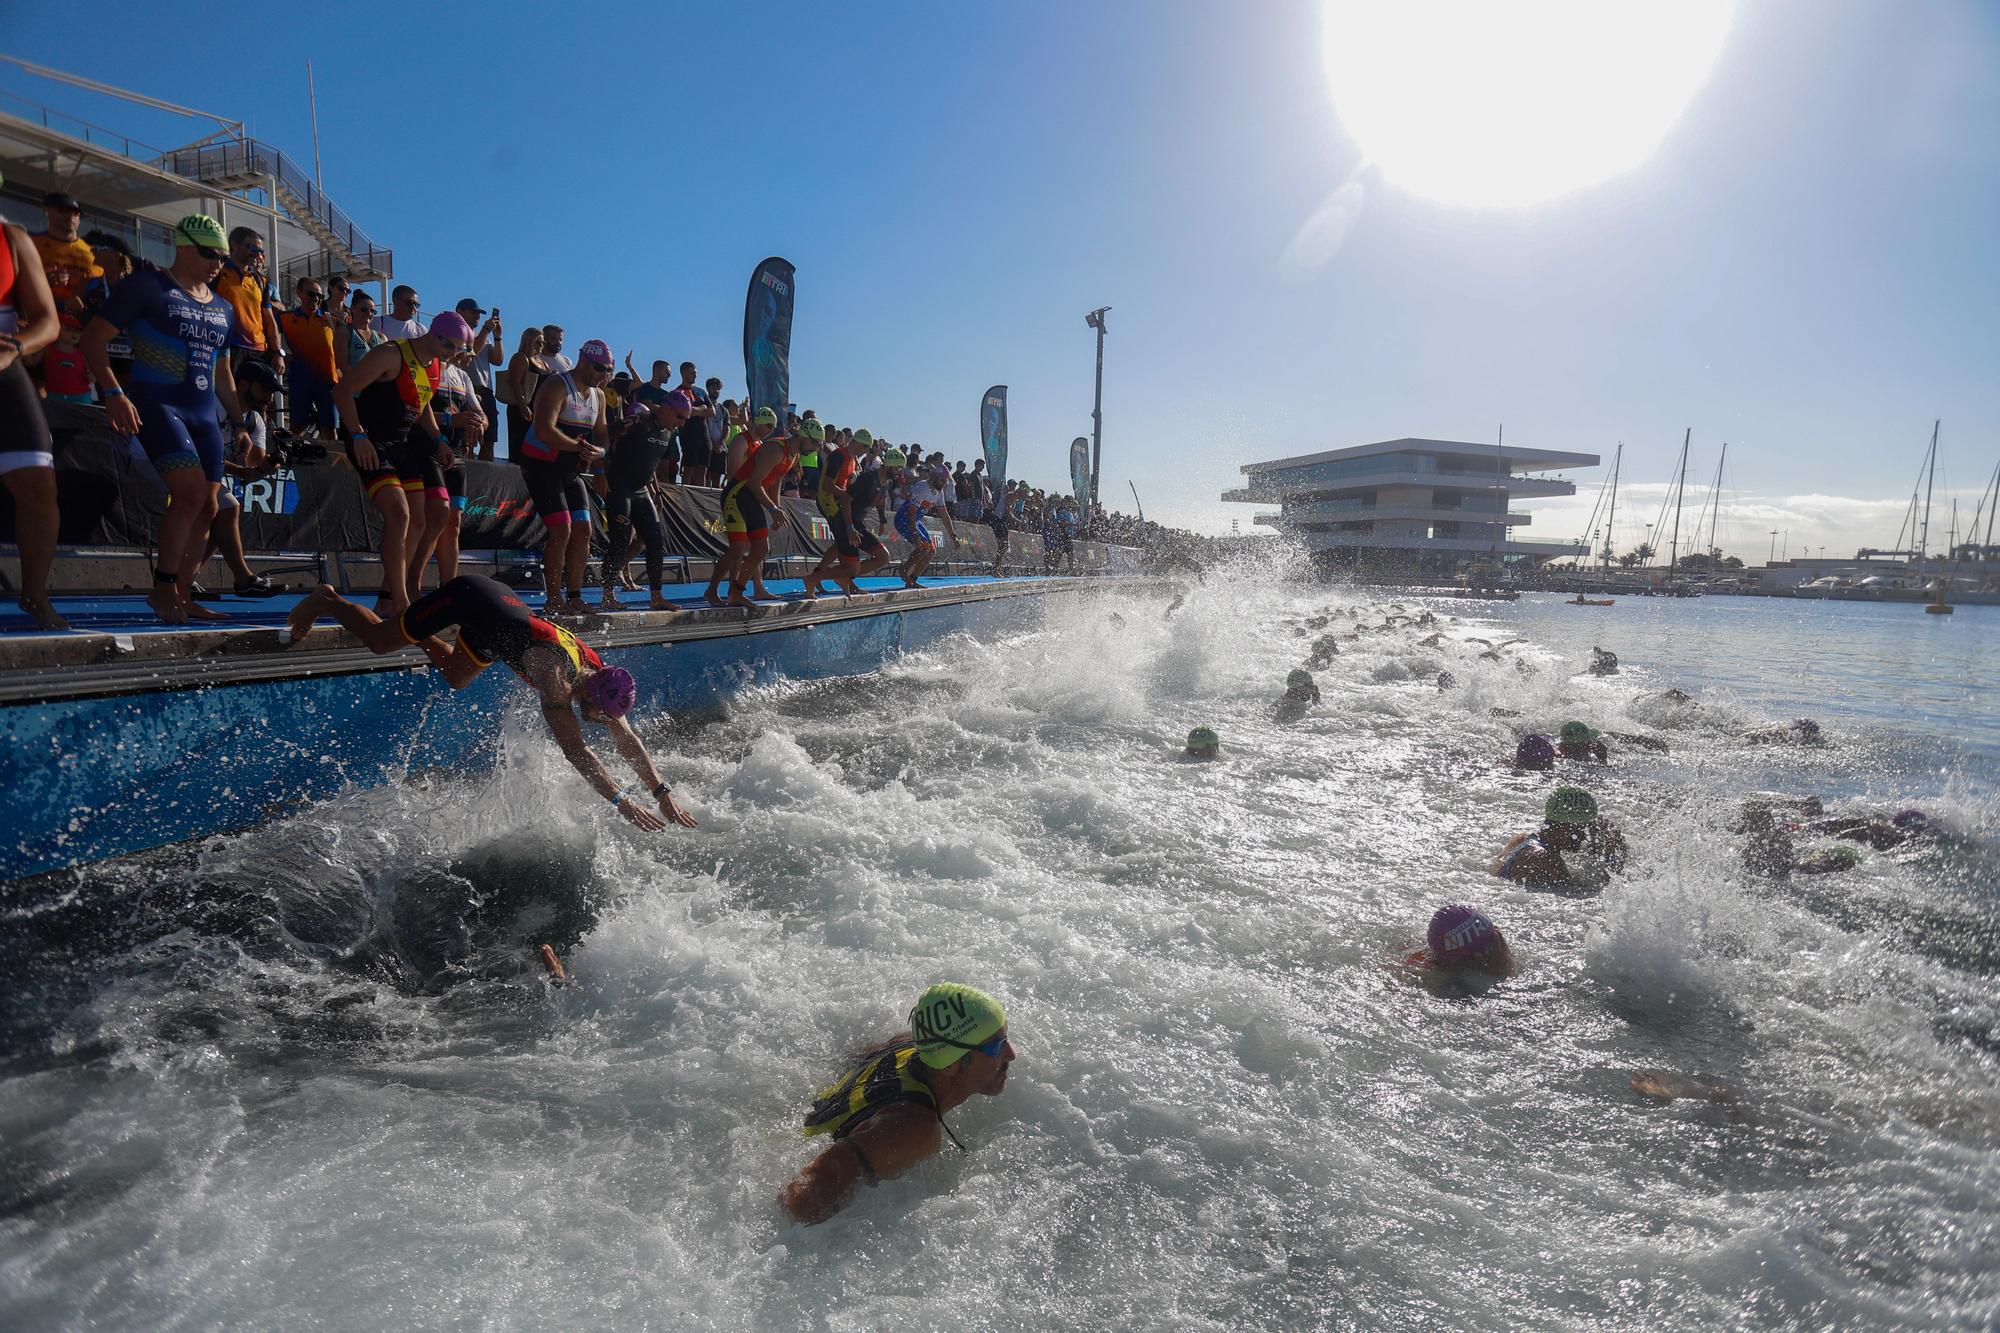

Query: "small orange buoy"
(535, 944), (567, 983)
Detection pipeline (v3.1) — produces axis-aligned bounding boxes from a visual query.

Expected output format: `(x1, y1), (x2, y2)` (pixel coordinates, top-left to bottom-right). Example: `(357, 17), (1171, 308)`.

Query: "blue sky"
(7, 1), (1997, 555)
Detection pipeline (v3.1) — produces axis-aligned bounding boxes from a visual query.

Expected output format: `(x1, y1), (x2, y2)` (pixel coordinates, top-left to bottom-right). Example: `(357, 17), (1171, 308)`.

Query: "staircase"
(156, 137), (393, 282)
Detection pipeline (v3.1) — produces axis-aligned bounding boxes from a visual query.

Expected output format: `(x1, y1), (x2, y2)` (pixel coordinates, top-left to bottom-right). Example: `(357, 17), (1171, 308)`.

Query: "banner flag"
(980, 385), (1008, 495)
(743, 257), (796, 432)
(1069, 436), (1091, 511)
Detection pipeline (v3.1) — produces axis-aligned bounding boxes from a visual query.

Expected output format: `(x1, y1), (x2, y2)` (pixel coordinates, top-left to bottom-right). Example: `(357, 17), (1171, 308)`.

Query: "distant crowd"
(1, 186), (1212, 629)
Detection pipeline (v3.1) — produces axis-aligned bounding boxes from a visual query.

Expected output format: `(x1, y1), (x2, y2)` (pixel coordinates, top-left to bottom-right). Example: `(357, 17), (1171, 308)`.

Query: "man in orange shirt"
(213, 225), (284, 380)
(31, 191), (98, 317)
(276, 275), (339, 436)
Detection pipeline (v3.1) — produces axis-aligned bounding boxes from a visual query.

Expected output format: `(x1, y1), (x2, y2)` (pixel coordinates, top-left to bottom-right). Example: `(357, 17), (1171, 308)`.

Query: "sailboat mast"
(1706, 443), (1726, 560)
(1666, 427), (1690, 572)
(1983, 456), (2000, 559)
(1603, 444), (1621, 574)
(1918, 418), (1939, 561)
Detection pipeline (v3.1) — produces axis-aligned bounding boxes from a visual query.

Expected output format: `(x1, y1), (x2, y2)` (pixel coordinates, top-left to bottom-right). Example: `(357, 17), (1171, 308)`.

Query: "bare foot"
(598, 591), (622, 611)
(18, 595), (69, 630)
(726, 595), (757, 609)
(182, 599), (231, 622)
(148, 586), (188, 625)
(702, 589), (724, 607)
(648, 595), (675, 610)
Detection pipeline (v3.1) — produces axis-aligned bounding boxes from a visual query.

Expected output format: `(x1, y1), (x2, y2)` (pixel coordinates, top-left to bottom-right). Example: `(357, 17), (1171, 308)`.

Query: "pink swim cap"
(427, 311), (473, 344)
(1428, 905), (1495, 962)
(579, 339), (614, 367)
(582, 666), (636, 718)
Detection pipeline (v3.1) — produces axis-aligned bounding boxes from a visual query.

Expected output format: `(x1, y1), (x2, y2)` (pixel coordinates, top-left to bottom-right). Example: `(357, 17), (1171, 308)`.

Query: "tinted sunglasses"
(194, 244), (226, 260)
(925, 1030), (1007, 1058)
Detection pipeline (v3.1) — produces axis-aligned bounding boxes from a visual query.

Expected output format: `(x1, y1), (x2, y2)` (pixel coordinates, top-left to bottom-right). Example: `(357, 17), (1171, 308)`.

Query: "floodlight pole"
(1086, 307), (1110, 510)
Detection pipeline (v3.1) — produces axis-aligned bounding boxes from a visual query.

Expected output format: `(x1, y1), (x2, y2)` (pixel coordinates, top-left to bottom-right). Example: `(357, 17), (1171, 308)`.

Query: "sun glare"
(1321, 0), (1734, 208)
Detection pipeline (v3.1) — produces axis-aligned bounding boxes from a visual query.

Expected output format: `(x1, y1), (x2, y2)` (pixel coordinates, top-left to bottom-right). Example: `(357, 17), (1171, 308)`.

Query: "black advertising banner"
(980, 386), (1008, 494)
(744, 257), (796, 430)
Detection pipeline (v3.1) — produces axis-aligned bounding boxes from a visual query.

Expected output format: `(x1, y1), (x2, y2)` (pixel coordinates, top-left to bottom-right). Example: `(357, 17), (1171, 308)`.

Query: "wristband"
(351, 430), (370, 440)
(653, 782), (671, 798)
(100, 384), (126, 398)
(608, 789), (627, 807)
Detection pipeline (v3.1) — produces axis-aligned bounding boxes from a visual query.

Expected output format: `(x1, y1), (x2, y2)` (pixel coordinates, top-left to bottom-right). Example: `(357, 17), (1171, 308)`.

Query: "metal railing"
(157, 138), (391, 274)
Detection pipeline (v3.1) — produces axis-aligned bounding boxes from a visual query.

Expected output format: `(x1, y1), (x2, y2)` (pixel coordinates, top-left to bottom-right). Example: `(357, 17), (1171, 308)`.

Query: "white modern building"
(1224, 437), (1597, 576)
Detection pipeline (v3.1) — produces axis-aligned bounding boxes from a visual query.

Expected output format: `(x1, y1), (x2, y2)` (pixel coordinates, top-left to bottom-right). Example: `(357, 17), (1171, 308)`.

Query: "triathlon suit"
(1493, 835), (1548, 882)
(0, 232), (55, 477)
(801, 1045), (961, 1175)
(351, 340), (443, 500)
(815, 445), (885, 563)
(431, 363), (475, 511)
(847, 466), (883, 552)
(894, 489), (936, 550)
(94, 269), (236, 483)
(601, 390), (679, 591)
(719, 442), (780, 545)
(519, 370), (599, 532)
(400, 575), (603, 681)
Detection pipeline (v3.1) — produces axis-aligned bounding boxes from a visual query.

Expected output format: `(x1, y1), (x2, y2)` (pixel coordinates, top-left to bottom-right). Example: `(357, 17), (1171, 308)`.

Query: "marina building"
(1224, 437), (1597, 577)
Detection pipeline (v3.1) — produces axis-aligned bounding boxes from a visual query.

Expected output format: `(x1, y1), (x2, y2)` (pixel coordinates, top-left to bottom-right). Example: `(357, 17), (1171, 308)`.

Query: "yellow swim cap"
(909, 983), (1007, 1069)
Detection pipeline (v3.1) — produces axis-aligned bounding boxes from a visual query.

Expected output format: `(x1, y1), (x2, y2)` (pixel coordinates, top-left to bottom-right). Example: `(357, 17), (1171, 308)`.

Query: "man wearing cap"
(83, 214), (254, 624)
(1556, 721), (1609, 765)
(1491, 786), (1628, 891)
(454, 298), (504, 459)
(781, 983), (1014, 1225)
(284, 573), (698, 829)
(31, 191), (99, 317)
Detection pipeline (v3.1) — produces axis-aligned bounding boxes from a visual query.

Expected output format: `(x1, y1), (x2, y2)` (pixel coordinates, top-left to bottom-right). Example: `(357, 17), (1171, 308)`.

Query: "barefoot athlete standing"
(284, 574), (698, 830)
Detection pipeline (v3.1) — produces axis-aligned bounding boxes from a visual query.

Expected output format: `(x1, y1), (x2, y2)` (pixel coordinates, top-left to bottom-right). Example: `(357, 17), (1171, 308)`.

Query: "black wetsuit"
(400, 575), (602, 676)
(601, 394), (675, 591)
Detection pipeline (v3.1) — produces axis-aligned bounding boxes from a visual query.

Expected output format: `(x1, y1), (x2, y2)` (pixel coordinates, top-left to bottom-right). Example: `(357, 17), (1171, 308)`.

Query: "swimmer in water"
(1491, 786), (1627, 891)
(1802, 808), (1936, 850)
(1513, 735), (1556, 772)
(780, 983), (1014, 1225)
(1795, 843), (1862, 875)
(1743, 718), (1825, 747)
(284, 575), (699, 829)
(1305, 634), (1340, 669)
(1557, 721), (1609, 765)
(1183, 725), (1221, 760)
(1398, 905), (1518, 998)
(1588, 646), (1619, 676)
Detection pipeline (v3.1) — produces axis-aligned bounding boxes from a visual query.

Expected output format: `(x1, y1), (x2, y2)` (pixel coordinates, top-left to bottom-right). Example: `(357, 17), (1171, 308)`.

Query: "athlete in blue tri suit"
(83, 213), (253, 624)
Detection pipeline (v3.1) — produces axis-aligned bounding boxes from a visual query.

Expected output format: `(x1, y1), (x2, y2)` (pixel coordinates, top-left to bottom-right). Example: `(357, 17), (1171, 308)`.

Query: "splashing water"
(3, 566), (1997, 1330)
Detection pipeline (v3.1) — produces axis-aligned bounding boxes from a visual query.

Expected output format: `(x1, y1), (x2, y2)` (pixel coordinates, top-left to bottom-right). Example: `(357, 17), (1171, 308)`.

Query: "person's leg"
(210, 502), (255, 585)
(284, 581), (410, 651)
(371, 483), (414, 614)
(539, 516), (570, 607)
(744, 534), (775, 601)
(475, 385), (499, 460)
(564, 520), (591, 610)
(599, 489), (634, 609)
(1, 464), (67, 629)
(634, 493), (670, 607)
(405, 487), (452, 597)
(438, 467), (465, 584)
(157, 468), (223, 621)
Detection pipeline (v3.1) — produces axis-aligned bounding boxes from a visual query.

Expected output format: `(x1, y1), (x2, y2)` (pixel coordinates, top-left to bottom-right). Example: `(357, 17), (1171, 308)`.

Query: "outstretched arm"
(778, 1107), (943, 1225)
(539, 702), (669, 830)
(604, 714), (698, 827)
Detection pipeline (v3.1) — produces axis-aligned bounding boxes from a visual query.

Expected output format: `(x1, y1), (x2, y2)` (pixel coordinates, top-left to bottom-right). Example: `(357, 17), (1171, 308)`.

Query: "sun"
(1321, 0), (1734, 209)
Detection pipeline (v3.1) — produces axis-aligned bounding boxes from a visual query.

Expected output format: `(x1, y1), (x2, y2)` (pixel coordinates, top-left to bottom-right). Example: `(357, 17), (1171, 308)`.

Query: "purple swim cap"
(1890, 809), (1931, 832)
(1515, 734), (1556, 769)
(582, 666), (636, 718)
(426, 310), (473, 344)
(1428, 905), (1495, 962)
(664, 389), (694, 411)
(579, 338), (614, 367)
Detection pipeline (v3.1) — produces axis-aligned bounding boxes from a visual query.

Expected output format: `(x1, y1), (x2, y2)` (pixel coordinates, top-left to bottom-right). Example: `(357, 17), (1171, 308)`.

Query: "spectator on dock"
(672, 362), (713, 486)
(503, 325), (549, 460)
(215, 226), (283, 380)
(410, 348), (485, 591)
(453, 298), (503, 460)
(374, 285), (427, 342)
(2, 202), (69, 628)
(36, 316), (93, 402)
(337, 289), (385, 378)
(82, 213), (251, 625)
(276, 275), (340, 437)
(31, 191), (97, 317)
(540, 323), (570, 373)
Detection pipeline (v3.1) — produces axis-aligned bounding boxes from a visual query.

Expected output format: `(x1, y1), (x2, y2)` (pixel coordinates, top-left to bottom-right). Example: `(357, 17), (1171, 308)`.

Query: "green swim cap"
(852, 428), (873, 447)
(799, 418), (825, 442)
(1816, 844), (1862, 869)
(753, 405), (778, 428)
(1559, 721), (1599, 744)
(909, 983), (1007, 1069)
(1187, 726), (1220, 751)
(1545, 785), (1598, 826)
(172, 213), (227, 251)
(885, 448), (907, 469)
(1287, 669), (1314, 689)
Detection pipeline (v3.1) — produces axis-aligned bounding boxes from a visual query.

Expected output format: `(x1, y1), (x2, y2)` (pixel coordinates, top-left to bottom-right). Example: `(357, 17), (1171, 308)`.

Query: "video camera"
(264, 428), (330, 469)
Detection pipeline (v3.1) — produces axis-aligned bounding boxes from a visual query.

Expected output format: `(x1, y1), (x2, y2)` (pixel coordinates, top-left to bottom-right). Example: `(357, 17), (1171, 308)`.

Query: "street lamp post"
(1769, 530), (1778, 564)
(1085, 307), (1110, 510)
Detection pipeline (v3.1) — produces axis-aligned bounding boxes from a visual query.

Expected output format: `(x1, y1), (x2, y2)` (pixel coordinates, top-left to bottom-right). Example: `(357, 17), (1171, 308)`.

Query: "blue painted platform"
(0, 574), (1113, 881)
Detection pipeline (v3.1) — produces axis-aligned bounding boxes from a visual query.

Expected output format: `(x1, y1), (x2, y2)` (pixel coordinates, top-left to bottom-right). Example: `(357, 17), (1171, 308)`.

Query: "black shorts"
(343, 431), (402, 499)
(401, 574), (532, 666)
(521, 456), (591, 529)
(393, 436), (448, 498)
(720, 478), (768, 544)
(829, 511), (885, 561)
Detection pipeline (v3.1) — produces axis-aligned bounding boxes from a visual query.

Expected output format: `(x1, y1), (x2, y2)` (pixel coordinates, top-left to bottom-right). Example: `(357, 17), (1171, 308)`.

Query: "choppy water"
(4, 567), (1997, 1331)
